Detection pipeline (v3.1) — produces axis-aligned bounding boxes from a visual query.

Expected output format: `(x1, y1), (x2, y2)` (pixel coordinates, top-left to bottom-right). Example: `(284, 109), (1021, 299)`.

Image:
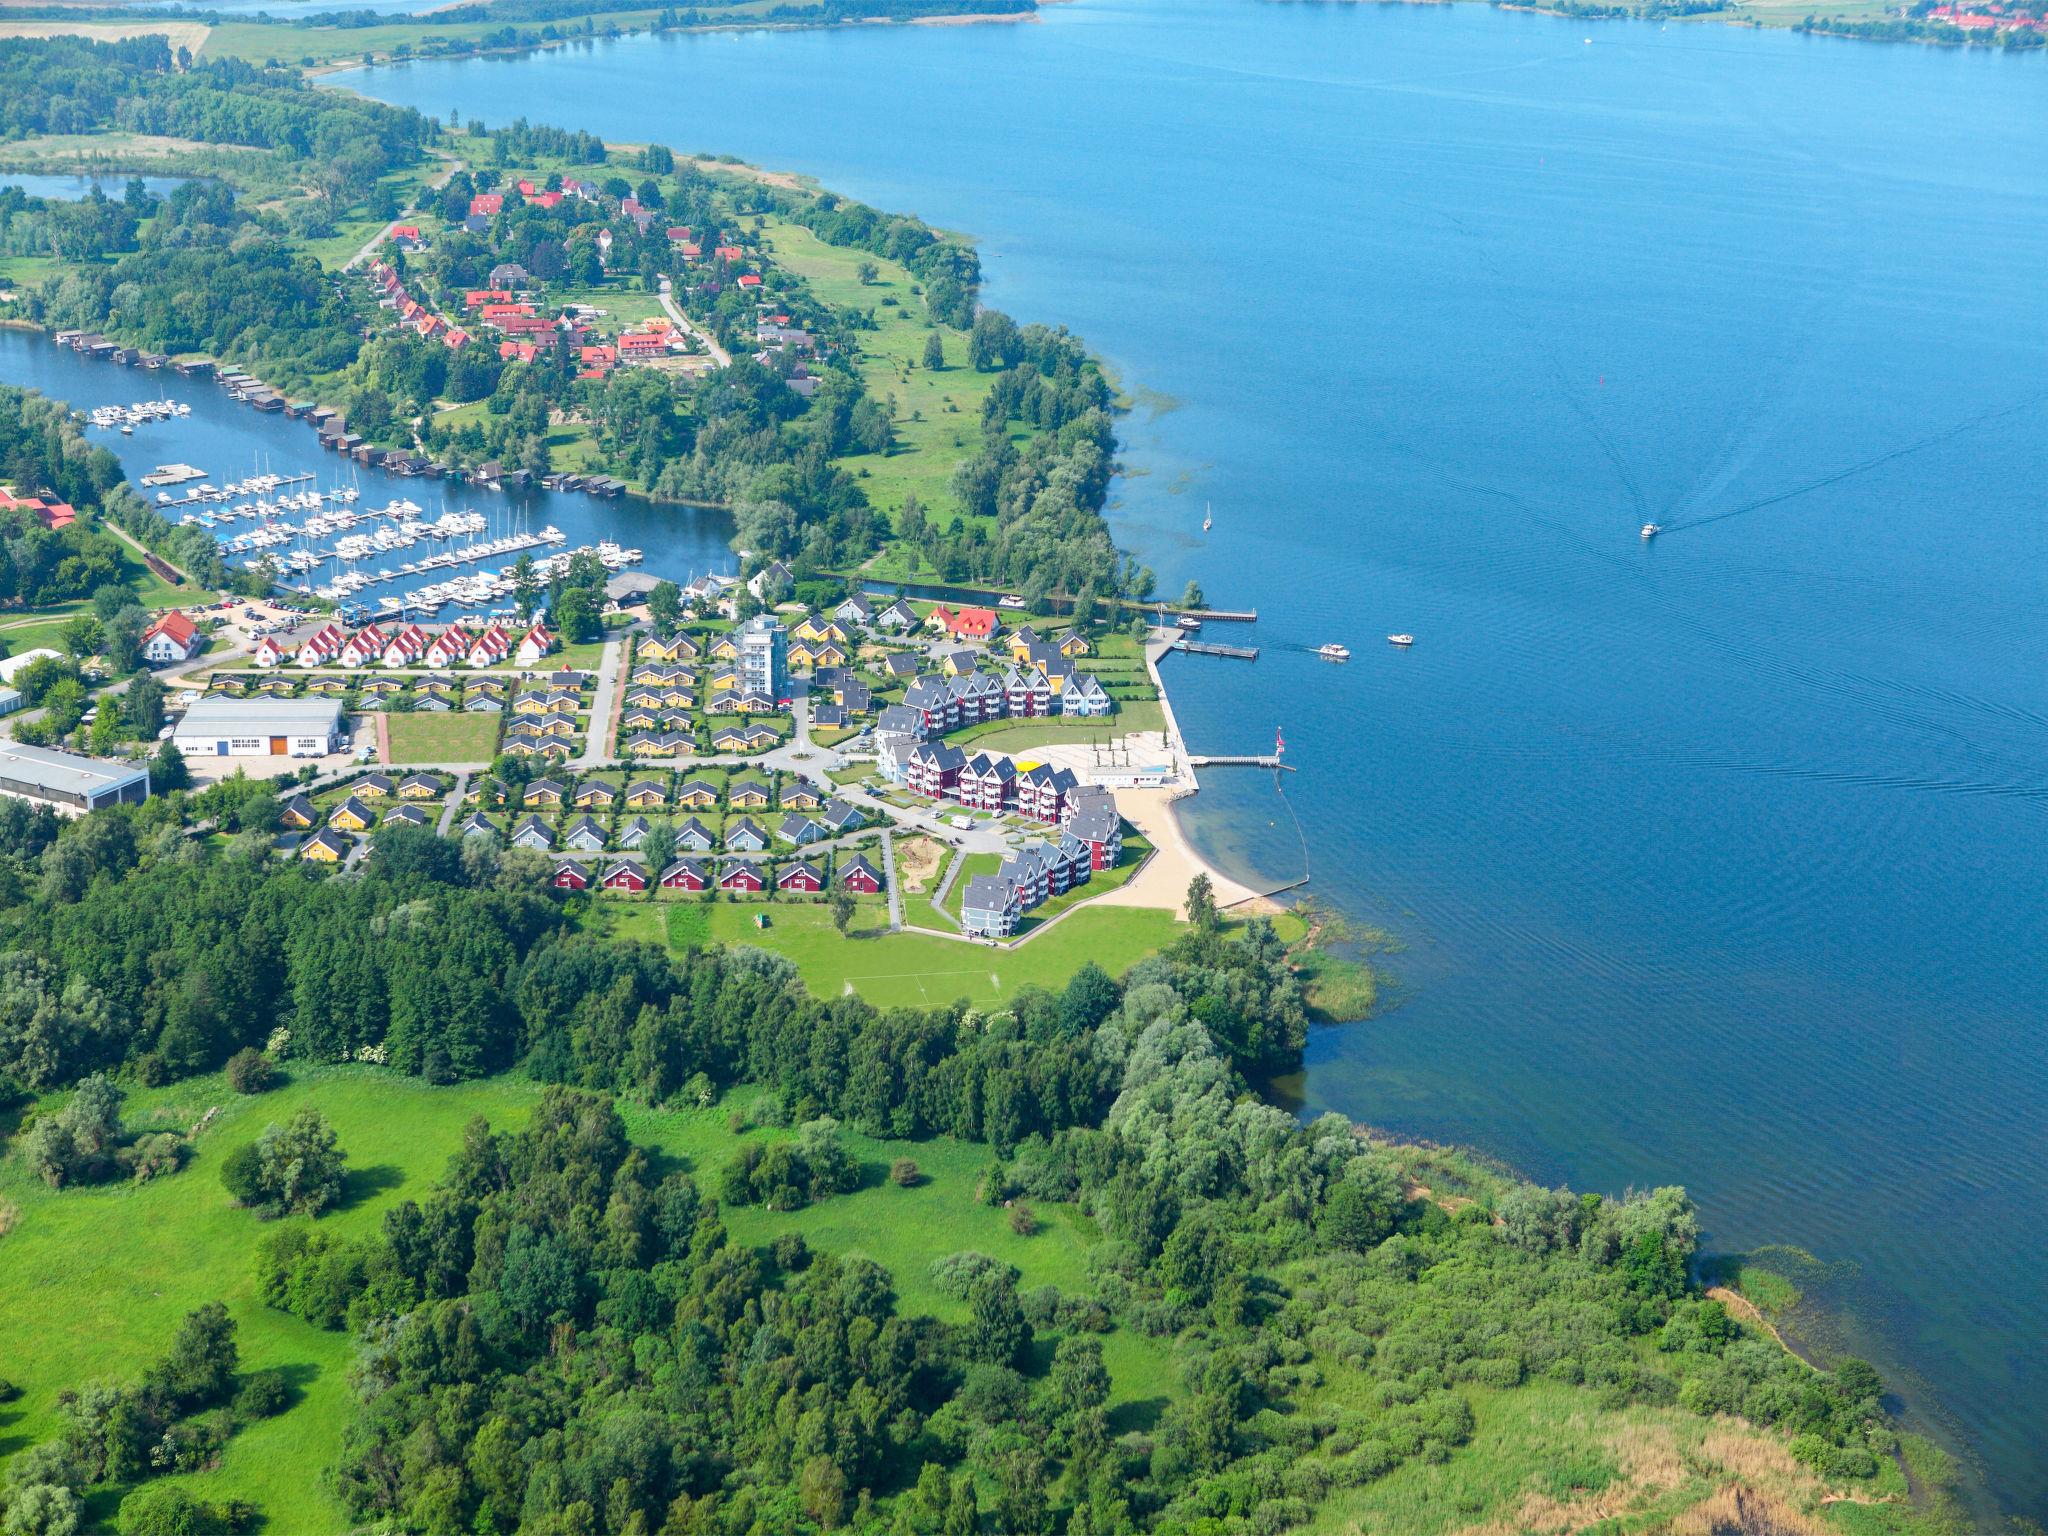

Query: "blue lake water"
(98, 2), (2048, 1516)
(0, 174), (191, 203)
(0, 329), (738, 604)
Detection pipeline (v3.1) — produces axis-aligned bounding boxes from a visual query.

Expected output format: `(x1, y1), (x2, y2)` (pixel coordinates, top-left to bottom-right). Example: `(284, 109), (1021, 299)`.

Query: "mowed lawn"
(384, 710), (500, 763)
(632, 898), (1184, 1009)
(0, 1067), (1178, 1528)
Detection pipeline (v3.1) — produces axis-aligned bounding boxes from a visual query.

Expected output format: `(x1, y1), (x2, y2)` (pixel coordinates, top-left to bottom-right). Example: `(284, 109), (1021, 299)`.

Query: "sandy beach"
(1091, 785), (1280, 918)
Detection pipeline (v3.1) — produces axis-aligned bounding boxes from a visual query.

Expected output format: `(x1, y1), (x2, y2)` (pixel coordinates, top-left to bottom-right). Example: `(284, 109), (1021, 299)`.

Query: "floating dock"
(1172, 638), (1260, 660)
(1188, 753), (1292, 771)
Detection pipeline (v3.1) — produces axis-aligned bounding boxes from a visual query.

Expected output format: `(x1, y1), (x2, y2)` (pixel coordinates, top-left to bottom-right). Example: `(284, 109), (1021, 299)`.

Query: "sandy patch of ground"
(894, 834), (943, 893)
(0, 18), (209, 51)
(1089, 786), (1276, 921)
(677, 156), (805, 191)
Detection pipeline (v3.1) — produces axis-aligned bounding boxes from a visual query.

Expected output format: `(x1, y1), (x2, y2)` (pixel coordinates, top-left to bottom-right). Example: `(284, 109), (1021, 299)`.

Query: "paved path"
(656, 279), (732, 368)
(575, 637), (625, 769)
(435, 772), (469, 836)
(924, 844), (965, 928)
(880, 828), (902, 931)
(343, 153), (464, 274)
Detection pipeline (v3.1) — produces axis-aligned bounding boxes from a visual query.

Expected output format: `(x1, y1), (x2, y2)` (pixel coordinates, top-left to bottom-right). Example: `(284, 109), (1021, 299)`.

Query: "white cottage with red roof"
(140, 610), (200, 665)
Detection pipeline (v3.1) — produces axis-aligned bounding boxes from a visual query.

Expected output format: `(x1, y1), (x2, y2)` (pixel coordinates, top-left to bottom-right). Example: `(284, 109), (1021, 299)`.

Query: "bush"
(1007, 1202), (1038, 1237)
(234, 1369), (290, 1419)
(890, 1157), (921, 1187)
(116, 1482), (240, 1536)
(224, 1048), (277, 1095)
(218, 1143), (264, 1207)
(772, 1232), (811, 1273)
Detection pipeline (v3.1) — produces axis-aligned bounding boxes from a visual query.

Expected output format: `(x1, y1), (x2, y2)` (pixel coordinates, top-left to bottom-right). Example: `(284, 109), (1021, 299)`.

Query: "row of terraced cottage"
(252, 617), (556, 670)
(538, 848), (886, 898)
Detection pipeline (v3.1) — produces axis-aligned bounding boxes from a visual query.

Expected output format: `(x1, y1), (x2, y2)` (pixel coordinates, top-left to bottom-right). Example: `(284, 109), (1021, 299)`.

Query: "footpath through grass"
(627, 897), (1184, 1008)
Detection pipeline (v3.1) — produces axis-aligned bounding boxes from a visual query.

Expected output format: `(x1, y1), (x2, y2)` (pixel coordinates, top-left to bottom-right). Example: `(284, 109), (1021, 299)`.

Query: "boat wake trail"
(1659, 391), (2048, 536)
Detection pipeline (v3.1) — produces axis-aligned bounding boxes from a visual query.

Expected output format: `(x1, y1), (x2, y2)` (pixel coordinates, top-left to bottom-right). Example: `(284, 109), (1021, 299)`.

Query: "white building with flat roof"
(0, 742), (150, 812)
(173, 697), (346, 758)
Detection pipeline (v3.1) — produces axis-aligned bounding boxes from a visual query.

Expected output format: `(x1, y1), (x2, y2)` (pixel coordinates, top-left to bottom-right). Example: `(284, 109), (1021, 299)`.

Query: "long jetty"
(1188, 753), (1292, 771)
(1172, 638), (1259, 660)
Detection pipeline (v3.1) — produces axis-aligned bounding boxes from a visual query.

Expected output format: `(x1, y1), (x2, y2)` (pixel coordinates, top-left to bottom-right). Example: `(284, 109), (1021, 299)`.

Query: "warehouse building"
(173, 697), (347, 758)
(0, 742), (151, 812)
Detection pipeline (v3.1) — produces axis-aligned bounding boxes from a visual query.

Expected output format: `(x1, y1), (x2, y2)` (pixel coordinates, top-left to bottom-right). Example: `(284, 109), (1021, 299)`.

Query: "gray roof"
(173, 696), (345, 740)
(962, 875), (1016, 914)
(0, 742), (149, 801)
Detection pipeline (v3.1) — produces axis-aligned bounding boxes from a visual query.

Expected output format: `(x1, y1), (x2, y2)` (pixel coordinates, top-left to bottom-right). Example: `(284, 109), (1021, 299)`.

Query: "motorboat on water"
(1318, 642), (1351, 661)
(1640, 523), (1661, 540)
(1386, 634), (1414, 647)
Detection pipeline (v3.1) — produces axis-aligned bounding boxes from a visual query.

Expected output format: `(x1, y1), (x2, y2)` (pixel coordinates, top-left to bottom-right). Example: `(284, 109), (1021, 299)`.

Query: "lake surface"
(0, 174), (191, 203)
(236, 5), (2048, 1518)
(0, 329), (737, 606)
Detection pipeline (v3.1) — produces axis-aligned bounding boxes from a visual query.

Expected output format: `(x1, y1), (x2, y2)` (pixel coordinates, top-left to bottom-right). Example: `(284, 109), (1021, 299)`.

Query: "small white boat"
(1640, 523), (1660, 540)
(1203, 502), (1213, 533)
(1386, 634), (1414, 647)
(1318, 643), (1351, 661)
(997, 595), (1027, 610)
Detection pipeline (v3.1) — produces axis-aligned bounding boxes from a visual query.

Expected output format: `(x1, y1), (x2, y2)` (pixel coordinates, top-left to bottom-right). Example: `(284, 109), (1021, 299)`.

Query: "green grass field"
(600, 896), (1183, 1008)
(383, 710), (500, 764)
(0, 1068), (541, 1533)
(948, 702), (1167, 753)
(759, 218), (997, 529)
(0, 1063), (1176, 1530)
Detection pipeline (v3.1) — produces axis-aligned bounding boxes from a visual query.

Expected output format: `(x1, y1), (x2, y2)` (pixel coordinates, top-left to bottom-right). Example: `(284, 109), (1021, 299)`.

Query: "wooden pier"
(1184, 607), (1257, 622)
(1172, 638), (1260, 660)
(1189, 754), (1292, 771)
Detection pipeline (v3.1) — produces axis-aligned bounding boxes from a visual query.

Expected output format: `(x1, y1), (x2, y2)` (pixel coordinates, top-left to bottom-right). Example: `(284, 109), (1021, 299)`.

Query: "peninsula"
(0, 27), (1976, 1536)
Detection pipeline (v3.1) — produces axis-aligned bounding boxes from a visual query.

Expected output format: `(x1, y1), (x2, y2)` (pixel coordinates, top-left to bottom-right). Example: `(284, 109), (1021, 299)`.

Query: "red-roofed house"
(444, 327), (471, 350)
(527, 191), (563, 209)
(465, 624), (511, 668)
(681, 242), (701, 259)
(470, 193), (503, 217)
(515, 623), (556, 666)
(464, 289), (514, 309)
(714, 244), (743, 262)
(736, 274), (762, 290)
(480, 303), (534, 321)
(667, 226), (693, 243)
(499, 341), (541, 364)
(141, 610), (200, 665)
(33, 500), (75, 531)
(929, 604), (998, 640)
(618, 331), (669, 358)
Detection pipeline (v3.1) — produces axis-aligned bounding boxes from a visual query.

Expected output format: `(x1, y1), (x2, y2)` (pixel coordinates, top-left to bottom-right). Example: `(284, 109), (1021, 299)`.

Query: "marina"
(0, 327), (738, 618)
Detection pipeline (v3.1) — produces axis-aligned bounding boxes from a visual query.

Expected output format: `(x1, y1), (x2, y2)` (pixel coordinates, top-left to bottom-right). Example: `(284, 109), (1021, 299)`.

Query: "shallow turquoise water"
(356, 8), (2045, 1515)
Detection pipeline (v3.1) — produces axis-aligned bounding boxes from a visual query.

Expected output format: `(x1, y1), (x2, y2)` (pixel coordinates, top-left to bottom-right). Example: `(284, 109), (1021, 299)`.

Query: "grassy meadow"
(0, 1064), (1178, 1530)
(757, 217), (1000, 533)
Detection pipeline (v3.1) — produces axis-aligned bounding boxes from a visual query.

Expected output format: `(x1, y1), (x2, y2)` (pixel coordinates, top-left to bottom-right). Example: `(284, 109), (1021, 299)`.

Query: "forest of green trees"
(0, 793), (1919, 1535)
(1, 35), (1129, 601)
